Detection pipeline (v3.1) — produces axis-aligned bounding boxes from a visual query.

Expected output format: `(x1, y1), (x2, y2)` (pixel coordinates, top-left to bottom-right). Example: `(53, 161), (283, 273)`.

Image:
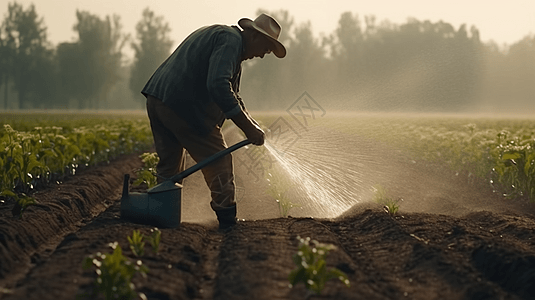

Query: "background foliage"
(0, 3), (533, 113)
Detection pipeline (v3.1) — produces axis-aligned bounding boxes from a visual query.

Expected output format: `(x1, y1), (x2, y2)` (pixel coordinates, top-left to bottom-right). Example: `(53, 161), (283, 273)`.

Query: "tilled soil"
(1, 137), (535, 299)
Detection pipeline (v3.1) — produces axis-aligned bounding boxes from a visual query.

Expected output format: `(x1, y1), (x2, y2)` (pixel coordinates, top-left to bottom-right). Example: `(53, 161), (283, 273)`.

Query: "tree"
(71, 10), (128, 109)
(284, 21), (326, 97)
(502, 34), (535, 108)
(331, 12), (364, 83)
(1, 2), (50, 109)
(0, 24), (14, 109)
(129, 7), (173, 105)
(28, 37), (56, 108)
(241, 9), (295, 110)
(56, 41), (82, 108)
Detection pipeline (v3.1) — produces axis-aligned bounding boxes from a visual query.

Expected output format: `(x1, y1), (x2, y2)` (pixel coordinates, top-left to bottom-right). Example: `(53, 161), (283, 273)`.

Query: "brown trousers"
(146, 95), (235, 211)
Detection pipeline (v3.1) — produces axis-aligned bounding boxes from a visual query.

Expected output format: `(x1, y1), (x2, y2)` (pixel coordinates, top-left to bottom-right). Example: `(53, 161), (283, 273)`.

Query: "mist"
(0, 4), (533, 114)
(240, 11), (535, 115)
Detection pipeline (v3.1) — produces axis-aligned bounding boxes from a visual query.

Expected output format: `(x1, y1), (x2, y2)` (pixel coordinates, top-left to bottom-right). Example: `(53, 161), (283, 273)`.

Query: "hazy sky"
(2, 0), (534, 55)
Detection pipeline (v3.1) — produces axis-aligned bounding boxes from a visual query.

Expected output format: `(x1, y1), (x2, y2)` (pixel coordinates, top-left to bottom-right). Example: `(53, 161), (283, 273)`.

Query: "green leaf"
(292, 253), (302, 266)
(524, 160), (532, 177)
(25, 155), (42, 174)
(82, 256), (95, 270)
(502, 152), (521, 160)
(525, 153), (535, 176)
(66, 143), (81, 157)
(1, 189), (16, 197)
(40, 149), (57, 160)
(288, 268), (302, 285)
(329, 268), (351, 287)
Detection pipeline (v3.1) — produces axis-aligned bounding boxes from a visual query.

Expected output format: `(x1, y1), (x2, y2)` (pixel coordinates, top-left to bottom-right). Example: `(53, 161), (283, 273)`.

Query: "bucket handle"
(167, 139), (252, 184)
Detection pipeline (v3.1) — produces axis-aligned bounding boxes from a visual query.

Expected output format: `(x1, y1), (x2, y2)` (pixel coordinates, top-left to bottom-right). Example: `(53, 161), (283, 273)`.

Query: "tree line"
(242, 9), (534, 113)
(0, 3), (533, 113)
(0, 2), (173, 110)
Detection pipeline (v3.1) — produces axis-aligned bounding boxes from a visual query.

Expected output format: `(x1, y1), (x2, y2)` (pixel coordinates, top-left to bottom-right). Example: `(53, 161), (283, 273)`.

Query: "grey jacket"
(142, 25), (246, 136)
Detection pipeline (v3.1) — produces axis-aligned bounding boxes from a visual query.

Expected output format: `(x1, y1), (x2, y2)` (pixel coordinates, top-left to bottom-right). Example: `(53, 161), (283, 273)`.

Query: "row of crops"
(0, 112), (153, 212)
(2, 111), (534, 214)
(321, 113), (535, 202)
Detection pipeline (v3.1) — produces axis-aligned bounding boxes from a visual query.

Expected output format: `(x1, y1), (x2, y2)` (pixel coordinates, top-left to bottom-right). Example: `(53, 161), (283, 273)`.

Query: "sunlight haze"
(1, 0), (534, 57)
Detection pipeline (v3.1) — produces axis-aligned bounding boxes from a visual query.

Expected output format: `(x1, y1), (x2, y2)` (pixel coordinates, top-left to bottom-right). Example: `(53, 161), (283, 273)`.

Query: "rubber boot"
(215, 204), (237, 230)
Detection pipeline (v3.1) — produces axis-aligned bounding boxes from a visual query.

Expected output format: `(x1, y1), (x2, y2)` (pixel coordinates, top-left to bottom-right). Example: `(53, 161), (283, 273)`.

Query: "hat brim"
(239, 18), (286, 58)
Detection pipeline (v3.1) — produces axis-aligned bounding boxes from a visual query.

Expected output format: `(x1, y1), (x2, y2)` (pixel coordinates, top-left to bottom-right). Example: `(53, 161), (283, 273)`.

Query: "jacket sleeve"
(206, 32), (243, 119)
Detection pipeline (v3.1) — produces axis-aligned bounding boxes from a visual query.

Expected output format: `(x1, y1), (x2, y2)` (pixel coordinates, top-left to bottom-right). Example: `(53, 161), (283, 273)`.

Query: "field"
(1, 111), (534, 300)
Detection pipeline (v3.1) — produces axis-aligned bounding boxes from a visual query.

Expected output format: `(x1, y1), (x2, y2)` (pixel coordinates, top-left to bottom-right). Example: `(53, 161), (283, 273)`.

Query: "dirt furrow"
(213, 218), (295, 300)
(0, 153), (144, 292)
(3, 205), (133, 300)
(2, 124), (535, 300)
(329, 207), (535, 300)
(2, 196), (220, 300)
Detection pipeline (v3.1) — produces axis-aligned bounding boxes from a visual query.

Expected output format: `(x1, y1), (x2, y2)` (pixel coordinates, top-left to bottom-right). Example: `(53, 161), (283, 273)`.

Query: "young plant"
(276, 198), (300, 218)
(372, 184), (401, 215)
(83, 242), (148, 300)
(147, 228), (161, 254)
(8, 192), (38, 219)
(133, 152), (159, 188)
(266, 171), (299, 217)
(127, 230), (145, 257)
(289, 236), (350, 295)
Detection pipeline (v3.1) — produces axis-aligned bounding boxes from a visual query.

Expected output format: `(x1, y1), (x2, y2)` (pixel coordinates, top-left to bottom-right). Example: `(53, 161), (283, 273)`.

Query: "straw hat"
(238, 13), (286, 58)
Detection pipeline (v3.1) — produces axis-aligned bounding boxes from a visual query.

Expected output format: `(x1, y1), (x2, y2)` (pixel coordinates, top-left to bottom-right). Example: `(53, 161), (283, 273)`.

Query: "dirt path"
(1, 125), (535, 300)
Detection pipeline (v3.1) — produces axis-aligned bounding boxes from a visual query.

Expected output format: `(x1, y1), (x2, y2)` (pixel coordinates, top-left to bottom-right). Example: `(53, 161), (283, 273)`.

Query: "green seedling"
(266, 171), (299, 217)
(276, 198), (300, 218)
(127, 230), (145, 257)
(133, 152), (159, 189)
(383, 198), (400, 215)
(83, 242), (148, 300)
(372, 184), (401, 215)
(147, 228), (161, 254)
(289, 236), (350, 295)
(7, 192), (38, 219)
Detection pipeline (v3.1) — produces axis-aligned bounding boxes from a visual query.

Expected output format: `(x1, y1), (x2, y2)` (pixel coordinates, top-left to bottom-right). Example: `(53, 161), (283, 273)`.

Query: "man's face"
(244, 32), (272, 60)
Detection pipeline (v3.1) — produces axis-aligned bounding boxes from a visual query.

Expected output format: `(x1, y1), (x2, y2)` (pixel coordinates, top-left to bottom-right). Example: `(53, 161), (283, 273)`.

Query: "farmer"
(141, 14), (286, 230)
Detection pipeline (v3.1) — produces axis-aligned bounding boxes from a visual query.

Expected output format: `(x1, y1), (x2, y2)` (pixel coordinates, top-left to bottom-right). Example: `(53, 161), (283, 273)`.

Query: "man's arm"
(206, 30), (263, 144)
(230, 110), (265, 145)
(206, 32), (243, 118)
(236, 94), (260, 127)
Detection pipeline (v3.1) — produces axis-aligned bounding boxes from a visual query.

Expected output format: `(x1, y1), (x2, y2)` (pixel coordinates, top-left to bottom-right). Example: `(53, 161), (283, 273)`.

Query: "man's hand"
(245, 124), (265, 145)
(231, 111), (265, 145)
